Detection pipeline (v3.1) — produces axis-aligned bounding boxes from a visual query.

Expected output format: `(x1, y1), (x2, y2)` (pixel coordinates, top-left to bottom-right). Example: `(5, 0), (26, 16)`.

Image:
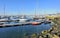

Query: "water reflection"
(0, 23), (50, 38)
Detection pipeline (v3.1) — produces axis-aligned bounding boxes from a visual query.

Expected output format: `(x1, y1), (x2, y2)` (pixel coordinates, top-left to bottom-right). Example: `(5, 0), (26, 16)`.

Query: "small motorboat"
(32, 22), (40, 25)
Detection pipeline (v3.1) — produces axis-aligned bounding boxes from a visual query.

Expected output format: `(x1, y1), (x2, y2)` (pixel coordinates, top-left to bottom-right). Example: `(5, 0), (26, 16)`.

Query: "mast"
(34, 0), (38, 18)
(4, 4), (5, 16)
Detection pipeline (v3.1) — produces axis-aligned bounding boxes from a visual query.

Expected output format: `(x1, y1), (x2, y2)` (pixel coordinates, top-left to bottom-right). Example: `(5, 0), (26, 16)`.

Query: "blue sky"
(0, 0), (60, 15)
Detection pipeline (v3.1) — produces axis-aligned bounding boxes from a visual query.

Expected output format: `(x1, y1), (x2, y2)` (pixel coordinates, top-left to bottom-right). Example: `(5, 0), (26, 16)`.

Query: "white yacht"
(19, 16), (30, 22)
(0, 18), (8, 22)
(19, 19), (29, 22)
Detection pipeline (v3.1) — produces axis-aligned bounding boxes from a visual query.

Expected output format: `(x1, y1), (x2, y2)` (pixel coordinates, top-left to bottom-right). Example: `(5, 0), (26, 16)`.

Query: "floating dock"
(0, 20), (51, 28)
(0, 22), (42, 28)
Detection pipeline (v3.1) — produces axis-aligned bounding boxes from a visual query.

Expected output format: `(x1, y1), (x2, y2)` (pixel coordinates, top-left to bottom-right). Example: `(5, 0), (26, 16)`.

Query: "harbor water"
(0, 23), (51, 38)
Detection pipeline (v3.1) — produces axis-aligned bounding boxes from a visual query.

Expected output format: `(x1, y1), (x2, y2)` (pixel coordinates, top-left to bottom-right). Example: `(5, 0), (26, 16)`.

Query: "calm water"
(0, 23), (51, 38)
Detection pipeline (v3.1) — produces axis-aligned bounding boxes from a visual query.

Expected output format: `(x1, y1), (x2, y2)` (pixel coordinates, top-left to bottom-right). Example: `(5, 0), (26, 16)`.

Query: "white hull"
(0, 19), (8, 22)
(19, 19), (28, 22)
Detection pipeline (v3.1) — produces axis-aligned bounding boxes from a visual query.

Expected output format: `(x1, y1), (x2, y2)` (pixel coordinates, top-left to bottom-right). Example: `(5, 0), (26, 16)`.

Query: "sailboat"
(0, 4), (9, 22)
(31, 0), (41, 25)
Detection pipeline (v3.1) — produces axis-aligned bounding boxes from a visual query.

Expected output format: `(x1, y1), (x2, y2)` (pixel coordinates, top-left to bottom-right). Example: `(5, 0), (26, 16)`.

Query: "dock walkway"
(0, 22), (42, 27)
